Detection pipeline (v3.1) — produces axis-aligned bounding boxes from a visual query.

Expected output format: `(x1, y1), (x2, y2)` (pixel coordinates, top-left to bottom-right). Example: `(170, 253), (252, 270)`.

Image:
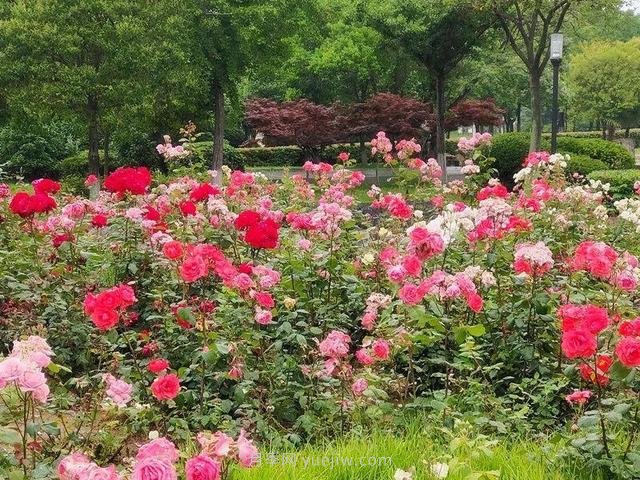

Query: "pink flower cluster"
(457, 132), (492, 154)
(197, 429), (259, 469)
(0, 336), (53, 403)
(57, 452), (121, 480)
(372, 193), (413, 219)
(571, 241), (639, 290)
(360, 293), (392, 330)
(523, 151), (551, 167)
(370, 131), (393, 162)
(513, 241), (554, 277)
(398, 270), (483, 312)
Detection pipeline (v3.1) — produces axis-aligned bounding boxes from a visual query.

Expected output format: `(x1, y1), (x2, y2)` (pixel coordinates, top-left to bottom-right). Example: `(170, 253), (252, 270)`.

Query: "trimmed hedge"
(588, 169), (640, 199)
(488, 133), (635, 185)
(565, 154), (608, 176)
(555, 137), (634, 170)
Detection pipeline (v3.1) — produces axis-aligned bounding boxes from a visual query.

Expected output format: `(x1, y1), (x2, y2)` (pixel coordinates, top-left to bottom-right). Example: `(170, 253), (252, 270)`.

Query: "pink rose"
(104, 374), (133, 407)
(351, 378), (368, 397)
(371, 339), (390, 360)
(236, 430), (259, 468)
(561, 329), (597, 359)
(57, 452), (92, 480)
(17, 368), (47, 393)
(185, 454), (221, 480)
(84, 464), (122, 480)
(616, 337), (640, 367)
(0, 357), (27, 384)
(132, 458), (177, 480)
(136, 438), (179, 463)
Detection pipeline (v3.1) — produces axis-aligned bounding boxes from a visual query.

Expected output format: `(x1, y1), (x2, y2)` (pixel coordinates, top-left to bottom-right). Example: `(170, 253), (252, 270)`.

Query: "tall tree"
(491, 0), (617, 151)
(369, 0), (494, 173)
(180, 0), (299, 171)
(0, 0), (197, 175)
(568, 38), (640, 137)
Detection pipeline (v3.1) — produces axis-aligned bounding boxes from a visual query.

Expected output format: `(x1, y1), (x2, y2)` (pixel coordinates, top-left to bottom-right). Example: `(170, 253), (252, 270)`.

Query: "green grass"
(229, 427), (600, 480)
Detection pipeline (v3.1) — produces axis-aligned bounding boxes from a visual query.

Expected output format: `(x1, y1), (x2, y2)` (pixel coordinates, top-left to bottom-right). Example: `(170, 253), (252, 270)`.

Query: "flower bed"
(0, 134), (639, 478)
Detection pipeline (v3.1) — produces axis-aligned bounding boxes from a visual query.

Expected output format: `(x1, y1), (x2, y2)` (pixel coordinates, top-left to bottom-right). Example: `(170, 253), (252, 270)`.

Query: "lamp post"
(550, 33), (564, 154)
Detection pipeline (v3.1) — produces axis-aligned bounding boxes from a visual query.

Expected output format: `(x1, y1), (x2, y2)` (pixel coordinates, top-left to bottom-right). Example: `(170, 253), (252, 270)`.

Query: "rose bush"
(0, 132), (639, 477)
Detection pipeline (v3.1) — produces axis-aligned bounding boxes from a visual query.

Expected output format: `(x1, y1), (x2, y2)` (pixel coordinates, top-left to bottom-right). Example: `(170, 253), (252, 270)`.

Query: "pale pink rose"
(351, 378), (368, 396)
(84, 464), (122, 480)
(254, 307), (273, 325)
(103, 374), (133, 407)
(135, 438), (179, 464)
(132, 457), (177, 480)
(0, 357), (27, 384)
(297, 238), (312, 251)
(236, 430), (259, 468)
(198, 431), (234, 458)
(33, 383), (50, 404)
(17, 368), (47, 393)
(11, 335), (54, 368)
(57, 452), (92, 480)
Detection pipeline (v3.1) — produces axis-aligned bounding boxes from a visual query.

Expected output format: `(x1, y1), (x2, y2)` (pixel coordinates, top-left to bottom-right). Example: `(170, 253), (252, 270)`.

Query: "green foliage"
(564, 154), (608, 176)
(568, 38), (640, 129)
(588, 169), (640, 198)
(487, 133), (544, 184)
(489, 133), (635, 184)
(0, 124), (80, 180)
(556, 137), (635, 170)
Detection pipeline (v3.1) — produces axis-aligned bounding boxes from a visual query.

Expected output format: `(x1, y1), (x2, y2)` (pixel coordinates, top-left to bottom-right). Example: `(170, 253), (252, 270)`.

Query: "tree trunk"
(528, 73), (542, 152)
(359, 138), (368, 166)
(103, 131), (110, 177)
(87, 94), (100, 176)
(212, 79), (225, 173)
(516, 102), (521, 132)
(434, 73), (447, 179)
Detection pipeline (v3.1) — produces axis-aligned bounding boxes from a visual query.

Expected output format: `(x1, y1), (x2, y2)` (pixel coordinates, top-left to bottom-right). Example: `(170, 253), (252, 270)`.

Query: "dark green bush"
(588, 169), (640, 199)
(556, 137), (634, 169)
(564, 154), (608, 176)
(187, 141), (244, 170)
(489, 133), (635, 185)
(116, 134), (164, 171)
(487, 133), (549, 185)
(56, 150), (124, 177)
(237, 146), (303, 167)
(0, 125), (80, 180)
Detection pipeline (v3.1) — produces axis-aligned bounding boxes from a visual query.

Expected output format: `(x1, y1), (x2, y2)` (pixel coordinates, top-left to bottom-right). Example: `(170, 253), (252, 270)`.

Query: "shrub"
(116, 133), (164, 171)
(556, 137), (634, 169)
(56, 150), (124, 177)
(0, 126), (80, 180)
(564, 154), (608, 176)
(486, 132), (549, 184)
(237, 145), (303, 167)
(588, 168), (640, 198)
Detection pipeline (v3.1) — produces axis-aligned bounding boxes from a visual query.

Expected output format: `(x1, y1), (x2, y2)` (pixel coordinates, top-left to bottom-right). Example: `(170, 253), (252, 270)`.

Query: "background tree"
(369, 0), (494, 173)
(0, 0), (196, 175)
(491, 0), (618, 152)
(568, 38), (640, 138)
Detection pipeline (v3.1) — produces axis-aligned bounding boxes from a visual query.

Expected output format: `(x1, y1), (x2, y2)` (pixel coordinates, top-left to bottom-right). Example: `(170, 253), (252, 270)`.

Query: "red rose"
(144, 206), (162, 221)
(30, 193), (57, 213)
(234, 210), (261, 230)
(190, 182), (220, 202)
(179, 200), (197, 216)
(244, 219), (279, 249)
(104, 166), (152, 195)
(466, 293), (483, 313)
(148, 358), (170, 374)
(9, 192), (34, 217)
(32, 178), (61, 195)
(90, 307), (119, 331)
(91, 214), (108, 228)
(151, 374), (180, 400)
(561, 329), (597, 359)
(52, 232), (73, 248)
(162, 241), (184, 260)
(254, 291), (274, 308)
(180, 256), (208, 282)
(615, 337), (640, 367)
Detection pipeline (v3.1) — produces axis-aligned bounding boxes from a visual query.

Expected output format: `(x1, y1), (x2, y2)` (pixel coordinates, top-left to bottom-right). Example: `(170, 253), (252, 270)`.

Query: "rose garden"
(2, 1), (640, 479)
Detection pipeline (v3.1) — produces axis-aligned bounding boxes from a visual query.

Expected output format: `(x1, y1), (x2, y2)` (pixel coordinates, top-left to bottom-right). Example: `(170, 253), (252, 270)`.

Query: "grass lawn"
(230, 427), (599, 480)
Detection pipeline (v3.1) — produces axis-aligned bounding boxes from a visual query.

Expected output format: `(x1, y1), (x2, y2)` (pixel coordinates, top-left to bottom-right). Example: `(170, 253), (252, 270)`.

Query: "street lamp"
(550, 33), (564, 153)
